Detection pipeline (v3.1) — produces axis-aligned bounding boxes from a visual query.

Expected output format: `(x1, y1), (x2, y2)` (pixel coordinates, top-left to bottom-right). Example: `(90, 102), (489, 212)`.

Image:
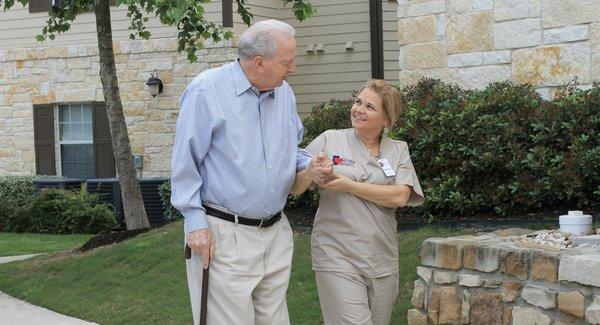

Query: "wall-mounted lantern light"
(146, 69), (163, 97)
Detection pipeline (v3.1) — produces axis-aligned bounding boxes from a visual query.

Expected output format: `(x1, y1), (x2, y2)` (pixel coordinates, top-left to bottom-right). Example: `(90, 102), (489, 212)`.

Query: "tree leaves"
(2, 0), (315, 63)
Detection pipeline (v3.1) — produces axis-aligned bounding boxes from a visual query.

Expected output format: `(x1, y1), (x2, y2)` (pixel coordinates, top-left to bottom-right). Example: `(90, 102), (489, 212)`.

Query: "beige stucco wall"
(0, 37), (236, 177)
(397, 0), (600, 98)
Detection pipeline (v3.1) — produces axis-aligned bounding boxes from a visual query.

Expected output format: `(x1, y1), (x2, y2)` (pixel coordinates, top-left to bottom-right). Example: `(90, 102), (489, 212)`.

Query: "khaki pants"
(186, 214), (294, 325)
(315, 271), (399, 325)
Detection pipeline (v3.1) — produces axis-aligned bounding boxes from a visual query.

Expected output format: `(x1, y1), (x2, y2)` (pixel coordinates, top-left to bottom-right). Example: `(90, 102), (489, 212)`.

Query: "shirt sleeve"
(305, 131), (328, 156)
(170, 84), (211, 235)
(394, 143), (425, 207)
(293, 111), (312, 172)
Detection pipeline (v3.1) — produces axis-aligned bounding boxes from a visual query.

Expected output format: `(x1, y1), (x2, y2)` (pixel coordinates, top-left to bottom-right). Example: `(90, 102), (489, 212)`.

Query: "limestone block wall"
(0, 37), (236, 177)
(397, 0), (600, 98)
(408, 229), (600, 324)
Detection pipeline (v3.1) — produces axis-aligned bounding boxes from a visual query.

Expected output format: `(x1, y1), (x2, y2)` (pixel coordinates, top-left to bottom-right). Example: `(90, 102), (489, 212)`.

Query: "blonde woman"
(292, 79), (425, 324)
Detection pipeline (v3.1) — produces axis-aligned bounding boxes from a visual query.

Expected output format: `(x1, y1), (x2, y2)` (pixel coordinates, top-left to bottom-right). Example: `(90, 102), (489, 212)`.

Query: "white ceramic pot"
(559, 211), (593, 236)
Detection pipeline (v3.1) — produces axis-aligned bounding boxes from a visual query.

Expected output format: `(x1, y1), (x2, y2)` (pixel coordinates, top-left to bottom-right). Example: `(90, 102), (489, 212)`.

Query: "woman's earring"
(383, 126), (389, 134)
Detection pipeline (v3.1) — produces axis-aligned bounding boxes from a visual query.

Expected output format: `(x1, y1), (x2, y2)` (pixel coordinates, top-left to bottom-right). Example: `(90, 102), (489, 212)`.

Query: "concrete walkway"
(0, 254), (97, 325)
(0, 253), (42, 264)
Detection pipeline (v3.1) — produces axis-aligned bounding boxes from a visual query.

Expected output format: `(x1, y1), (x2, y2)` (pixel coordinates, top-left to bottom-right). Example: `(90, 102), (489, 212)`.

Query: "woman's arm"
(320, 173), (412, 208)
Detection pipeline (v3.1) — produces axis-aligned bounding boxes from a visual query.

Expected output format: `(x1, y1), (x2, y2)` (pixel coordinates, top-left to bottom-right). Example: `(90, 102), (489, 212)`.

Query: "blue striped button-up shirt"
(171, 60), (311, 235)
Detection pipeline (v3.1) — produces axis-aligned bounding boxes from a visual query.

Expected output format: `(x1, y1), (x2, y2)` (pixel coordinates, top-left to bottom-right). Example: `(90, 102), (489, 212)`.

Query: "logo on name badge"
(332, 155), (355, 166)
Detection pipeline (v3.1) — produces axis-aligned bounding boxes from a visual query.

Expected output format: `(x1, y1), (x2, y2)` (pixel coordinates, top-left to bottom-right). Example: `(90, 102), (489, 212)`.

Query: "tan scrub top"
(306, 129), (425, 278)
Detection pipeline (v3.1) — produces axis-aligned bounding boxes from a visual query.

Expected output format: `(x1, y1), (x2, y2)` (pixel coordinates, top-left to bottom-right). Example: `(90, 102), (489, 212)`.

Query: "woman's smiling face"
(350, 87), (389, 135)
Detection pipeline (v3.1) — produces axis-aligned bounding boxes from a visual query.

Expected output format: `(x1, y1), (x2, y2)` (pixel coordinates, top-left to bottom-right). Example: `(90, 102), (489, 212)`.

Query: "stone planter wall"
(0, 37), (236, 177)
(409, 229), (600, 324)
(397, 0), (600, 98)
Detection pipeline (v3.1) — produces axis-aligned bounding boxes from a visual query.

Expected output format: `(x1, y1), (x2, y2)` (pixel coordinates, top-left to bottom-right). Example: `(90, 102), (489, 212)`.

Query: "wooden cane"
(185, 244), (209, 325)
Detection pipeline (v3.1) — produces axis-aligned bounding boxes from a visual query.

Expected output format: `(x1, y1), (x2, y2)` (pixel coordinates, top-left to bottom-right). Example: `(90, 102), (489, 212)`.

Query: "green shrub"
(301, 98), (353, 147)
(4, 189), (118, 234)
(289, 79), (600, 221)
(0, 176), (36, 231)
(158, 181), (183, 221)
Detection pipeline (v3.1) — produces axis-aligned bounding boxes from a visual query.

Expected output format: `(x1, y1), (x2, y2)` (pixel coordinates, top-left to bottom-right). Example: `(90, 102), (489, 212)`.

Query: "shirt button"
(270, 189), (274, 192)
(268, 165), (272, 169)
(267, 210), (271, 214)
(261, 120), (265, 124)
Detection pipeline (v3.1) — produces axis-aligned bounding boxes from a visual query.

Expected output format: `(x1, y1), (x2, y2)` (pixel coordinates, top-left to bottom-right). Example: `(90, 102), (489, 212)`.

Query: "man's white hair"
(237, 19), (295, 60)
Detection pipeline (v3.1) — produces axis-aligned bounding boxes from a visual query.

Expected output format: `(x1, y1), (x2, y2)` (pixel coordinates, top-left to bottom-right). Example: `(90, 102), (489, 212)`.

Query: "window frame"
(56, 103), (95, 178)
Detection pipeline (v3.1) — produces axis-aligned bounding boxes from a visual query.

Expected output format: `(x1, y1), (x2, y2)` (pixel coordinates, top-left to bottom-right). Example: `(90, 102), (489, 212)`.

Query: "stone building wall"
(397, 0), (600, 98)
(0, 37), (236, 177)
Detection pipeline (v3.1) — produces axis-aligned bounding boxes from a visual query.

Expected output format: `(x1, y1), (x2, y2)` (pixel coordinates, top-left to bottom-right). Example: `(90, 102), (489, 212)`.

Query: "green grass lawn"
(0, 232), (92, 256)
(0, 221), (467, 324)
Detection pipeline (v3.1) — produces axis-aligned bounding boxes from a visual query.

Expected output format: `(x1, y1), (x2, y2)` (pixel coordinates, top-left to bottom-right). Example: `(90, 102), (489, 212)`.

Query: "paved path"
(0, 253), (42, 264)
(0, 254), (97, 325)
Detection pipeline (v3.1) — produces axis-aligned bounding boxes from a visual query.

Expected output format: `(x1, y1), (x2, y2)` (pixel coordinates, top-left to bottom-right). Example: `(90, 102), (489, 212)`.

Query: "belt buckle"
(233, 213), (239, 225)
(258, 218), (265, 228)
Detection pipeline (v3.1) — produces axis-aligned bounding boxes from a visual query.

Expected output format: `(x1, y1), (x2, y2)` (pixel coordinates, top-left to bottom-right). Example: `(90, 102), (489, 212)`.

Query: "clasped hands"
(311, 152), (352, 192)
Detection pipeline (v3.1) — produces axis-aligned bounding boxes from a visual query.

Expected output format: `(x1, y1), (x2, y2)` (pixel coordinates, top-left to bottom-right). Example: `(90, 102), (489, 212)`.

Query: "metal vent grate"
(139, 179), (168, 228)
(33, 178), (84, 191)
(86, 178), (168, 228)
(86, 178), (124, 228)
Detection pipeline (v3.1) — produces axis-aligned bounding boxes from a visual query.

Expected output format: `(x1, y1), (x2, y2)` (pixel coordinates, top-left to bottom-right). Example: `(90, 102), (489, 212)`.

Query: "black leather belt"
(203, 204), (281, 228)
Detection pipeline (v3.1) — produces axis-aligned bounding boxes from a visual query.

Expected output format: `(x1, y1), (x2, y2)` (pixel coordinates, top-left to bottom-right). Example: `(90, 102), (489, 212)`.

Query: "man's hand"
(187, 228), (214, 269)
(311, 152), (334, 185)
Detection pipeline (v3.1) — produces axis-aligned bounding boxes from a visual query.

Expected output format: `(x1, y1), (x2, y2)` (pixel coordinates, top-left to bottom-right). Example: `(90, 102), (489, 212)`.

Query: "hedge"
(0, 177), (118, 234)
(0, 176), (36, 231)
(294, 79), (600, 221)
(150, 79), (600, 222)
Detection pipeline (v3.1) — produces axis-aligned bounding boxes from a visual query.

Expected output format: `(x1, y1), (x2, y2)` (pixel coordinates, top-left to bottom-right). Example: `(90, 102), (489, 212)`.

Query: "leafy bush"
(91, 83), (599, 223)
(301, 98), (354, 147)
(0, 176), (36, 231)
(290, 79), (600, 221)
(158, 181), (183, 221)
(3, 189), (118, 234)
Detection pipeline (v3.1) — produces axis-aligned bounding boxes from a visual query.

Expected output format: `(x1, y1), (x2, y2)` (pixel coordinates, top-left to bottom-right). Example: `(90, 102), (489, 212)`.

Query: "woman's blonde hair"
(360, 79), (403, 129)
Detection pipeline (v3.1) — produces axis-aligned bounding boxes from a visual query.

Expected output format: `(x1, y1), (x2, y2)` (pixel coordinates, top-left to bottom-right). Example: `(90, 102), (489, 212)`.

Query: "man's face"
(257, 36), (297, 90)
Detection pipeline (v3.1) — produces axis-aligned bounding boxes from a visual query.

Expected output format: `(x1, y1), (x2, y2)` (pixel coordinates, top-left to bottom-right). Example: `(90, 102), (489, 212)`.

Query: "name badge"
(378, 158), (396, 177)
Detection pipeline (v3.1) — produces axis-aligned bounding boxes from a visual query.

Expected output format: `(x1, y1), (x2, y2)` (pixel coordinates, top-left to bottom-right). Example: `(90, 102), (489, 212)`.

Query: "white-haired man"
(171, 20), (312, 324)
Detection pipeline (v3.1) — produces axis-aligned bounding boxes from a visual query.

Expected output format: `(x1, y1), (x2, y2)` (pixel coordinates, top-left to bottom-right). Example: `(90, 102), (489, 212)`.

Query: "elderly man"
(171, 20), (313, 324)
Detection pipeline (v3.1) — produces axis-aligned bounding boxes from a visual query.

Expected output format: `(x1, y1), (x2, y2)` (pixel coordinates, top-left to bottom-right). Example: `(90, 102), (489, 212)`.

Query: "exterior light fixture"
(146, 69), (163, 97)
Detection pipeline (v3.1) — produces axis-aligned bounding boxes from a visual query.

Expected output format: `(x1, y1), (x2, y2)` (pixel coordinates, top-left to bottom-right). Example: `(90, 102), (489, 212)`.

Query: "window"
(33, 102), (115, 179)
(29, 0), (51, 13)
(59, 104), (94, 178)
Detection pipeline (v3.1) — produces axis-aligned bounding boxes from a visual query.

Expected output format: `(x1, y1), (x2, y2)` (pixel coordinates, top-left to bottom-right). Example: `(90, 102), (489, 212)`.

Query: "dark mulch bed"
(284, 206), (600, 232)
(78, 228), (150, 252)
(74, 205), (599, 251)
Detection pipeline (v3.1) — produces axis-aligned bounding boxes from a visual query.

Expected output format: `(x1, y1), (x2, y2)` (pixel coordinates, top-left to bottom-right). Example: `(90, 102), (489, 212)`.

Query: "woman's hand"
(312, 152), (334, 185)
(319, 173), (353, 193)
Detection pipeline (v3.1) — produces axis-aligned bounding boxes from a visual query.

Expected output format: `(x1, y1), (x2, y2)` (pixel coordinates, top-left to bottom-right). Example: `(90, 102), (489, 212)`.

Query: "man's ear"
(253, 55), (264, 72)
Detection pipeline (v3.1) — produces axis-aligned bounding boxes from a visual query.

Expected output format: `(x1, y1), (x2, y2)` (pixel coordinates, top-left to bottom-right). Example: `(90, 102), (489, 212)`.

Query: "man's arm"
(290, 152), (333, 194)
(170, 86), (214, 268)
(290, 128), (334, 194)
(290, 106), (312, 189)
(290, 164), (313, 195)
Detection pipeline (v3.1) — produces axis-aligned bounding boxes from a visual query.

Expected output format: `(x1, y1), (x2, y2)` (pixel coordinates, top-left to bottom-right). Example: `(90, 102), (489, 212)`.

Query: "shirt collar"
(233, 60), (253, 96)
(232, 59), (276, 98)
